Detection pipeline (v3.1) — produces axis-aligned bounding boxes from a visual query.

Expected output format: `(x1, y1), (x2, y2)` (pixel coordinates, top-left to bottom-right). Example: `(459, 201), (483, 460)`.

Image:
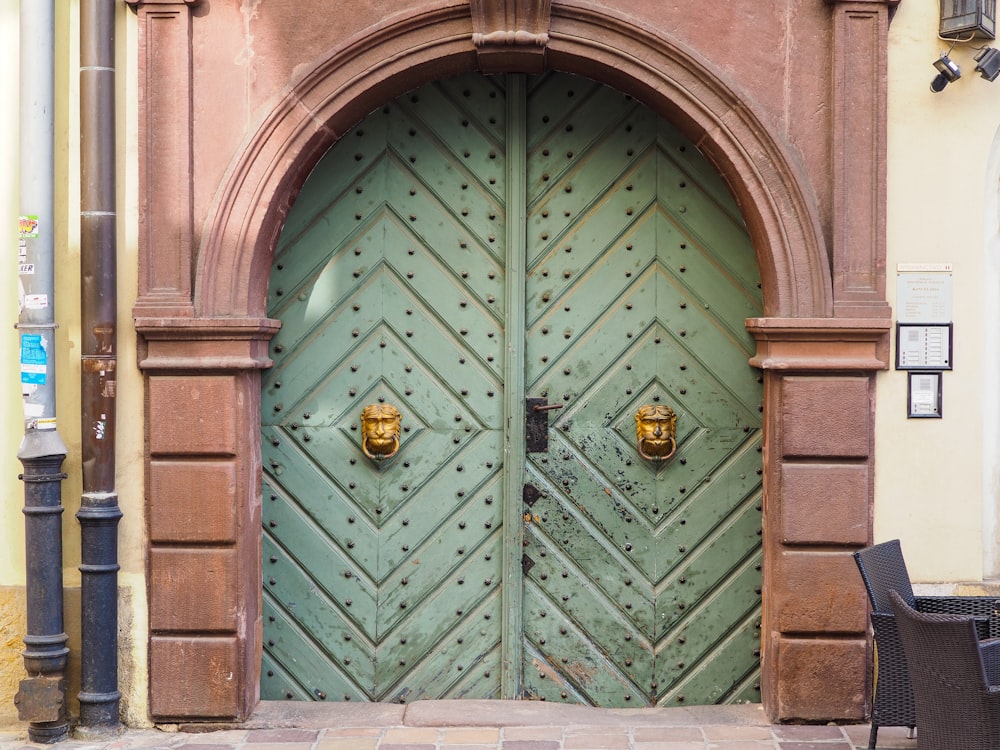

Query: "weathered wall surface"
(179, 1), (836, 277)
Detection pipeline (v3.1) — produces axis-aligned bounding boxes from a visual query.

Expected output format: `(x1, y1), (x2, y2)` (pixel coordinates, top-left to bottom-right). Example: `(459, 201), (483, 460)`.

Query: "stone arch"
(138, 1), (884, 723)
(196, 4), (832, 320)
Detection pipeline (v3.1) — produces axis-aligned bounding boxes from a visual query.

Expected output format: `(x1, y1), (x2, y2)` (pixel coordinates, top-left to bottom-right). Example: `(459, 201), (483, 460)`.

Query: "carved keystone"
(470, 0), (552, 73)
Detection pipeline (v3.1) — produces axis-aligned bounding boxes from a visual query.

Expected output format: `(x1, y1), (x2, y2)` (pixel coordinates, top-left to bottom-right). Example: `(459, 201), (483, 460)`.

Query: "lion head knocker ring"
(361, 404), (402, 461)
(634, 404), (678, 462)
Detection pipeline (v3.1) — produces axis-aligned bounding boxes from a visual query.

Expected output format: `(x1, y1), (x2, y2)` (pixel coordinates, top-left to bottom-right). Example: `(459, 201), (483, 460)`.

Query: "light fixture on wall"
(931, 53), (962, 92)
(975, 45), (1000, 79)
(940, 0), (996, 41)
(933, 0), (997, 91)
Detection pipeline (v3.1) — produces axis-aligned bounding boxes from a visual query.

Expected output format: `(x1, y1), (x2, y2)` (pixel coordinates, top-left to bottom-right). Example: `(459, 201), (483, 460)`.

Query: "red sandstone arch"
(196, 3), (832, 321)
(138, 1), (884, 723)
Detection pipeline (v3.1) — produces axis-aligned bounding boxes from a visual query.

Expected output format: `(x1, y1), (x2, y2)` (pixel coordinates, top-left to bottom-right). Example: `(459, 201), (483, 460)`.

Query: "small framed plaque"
(907, 371), (943, 418)
(896, 322), (953, 370)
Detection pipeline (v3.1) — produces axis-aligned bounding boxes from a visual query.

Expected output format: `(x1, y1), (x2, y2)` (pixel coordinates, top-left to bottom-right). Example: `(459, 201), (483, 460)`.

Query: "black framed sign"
(896, 322), (953, 370)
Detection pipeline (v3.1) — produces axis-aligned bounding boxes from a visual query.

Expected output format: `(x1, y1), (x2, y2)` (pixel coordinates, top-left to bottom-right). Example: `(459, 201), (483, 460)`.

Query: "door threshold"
(172, 700), (768, 732)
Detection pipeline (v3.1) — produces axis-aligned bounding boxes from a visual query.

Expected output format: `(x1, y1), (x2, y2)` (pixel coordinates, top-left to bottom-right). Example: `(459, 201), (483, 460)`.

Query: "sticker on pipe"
(18, 216), (39, 238)
(20, 334), (47, 385)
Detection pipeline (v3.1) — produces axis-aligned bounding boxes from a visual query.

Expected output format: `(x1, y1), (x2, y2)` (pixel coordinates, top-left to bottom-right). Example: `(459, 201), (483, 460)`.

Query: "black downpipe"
(17, 450), (70, 743)
(77, 0), (121, 735)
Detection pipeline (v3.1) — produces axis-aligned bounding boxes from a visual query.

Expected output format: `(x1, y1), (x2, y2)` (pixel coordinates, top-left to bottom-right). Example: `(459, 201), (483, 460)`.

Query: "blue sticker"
(21, 334), (47, 385)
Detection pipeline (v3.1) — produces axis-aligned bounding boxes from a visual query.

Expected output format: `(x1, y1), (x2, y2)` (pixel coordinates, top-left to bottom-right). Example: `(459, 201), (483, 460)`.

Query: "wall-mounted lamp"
(931, 53), (962, 92)
(975, 45), (1000, 79)
(940, 0), (996, 40)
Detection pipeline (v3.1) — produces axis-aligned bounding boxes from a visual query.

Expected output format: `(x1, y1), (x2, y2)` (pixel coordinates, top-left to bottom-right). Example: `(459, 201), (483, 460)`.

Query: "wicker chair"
(853, 540), (1000, 749)
(889, 590), (1000, 750)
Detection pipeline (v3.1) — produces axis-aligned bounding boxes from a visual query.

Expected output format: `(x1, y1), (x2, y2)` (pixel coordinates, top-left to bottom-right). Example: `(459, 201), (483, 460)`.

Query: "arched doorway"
(260, 72), (764, 706)
(135, 1), (889, 723)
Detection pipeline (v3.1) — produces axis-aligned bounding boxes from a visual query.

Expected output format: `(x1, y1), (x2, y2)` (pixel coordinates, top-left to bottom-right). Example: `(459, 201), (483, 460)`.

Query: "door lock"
(526, 398), (563, 452)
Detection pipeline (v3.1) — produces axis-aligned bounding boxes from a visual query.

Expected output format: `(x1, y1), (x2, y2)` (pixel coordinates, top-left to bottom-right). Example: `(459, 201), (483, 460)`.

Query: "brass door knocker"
(361, 403), (402, 460)
(634, 404), (677, 462)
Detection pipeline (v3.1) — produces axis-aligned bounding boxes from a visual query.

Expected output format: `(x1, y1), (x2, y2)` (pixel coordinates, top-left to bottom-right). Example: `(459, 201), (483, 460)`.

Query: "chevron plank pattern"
(260, 72), (762, 708)
(262, 76), (511, 703)
(519, 74), (763, 707)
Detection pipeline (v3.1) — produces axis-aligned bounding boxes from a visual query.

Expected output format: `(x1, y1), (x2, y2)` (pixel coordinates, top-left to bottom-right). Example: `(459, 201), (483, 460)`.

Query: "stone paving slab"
(0, 702), (920, 750)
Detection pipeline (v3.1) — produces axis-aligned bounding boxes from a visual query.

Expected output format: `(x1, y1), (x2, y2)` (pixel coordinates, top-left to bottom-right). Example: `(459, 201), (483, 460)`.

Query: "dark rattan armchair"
(889, 590), (1000, 750)
(853, 539), (1000, 749)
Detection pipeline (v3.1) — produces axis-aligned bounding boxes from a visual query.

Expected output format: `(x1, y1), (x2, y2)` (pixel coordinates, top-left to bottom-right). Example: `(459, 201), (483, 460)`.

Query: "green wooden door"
(261, 73), (763, 706)
(518, 75), (764, 706)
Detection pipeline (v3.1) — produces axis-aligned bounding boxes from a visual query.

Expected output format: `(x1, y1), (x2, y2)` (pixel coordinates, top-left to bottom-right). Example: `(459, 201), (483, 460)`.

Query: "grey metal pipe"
(77, 0), (121, 735)
(14, 0), (70, 743)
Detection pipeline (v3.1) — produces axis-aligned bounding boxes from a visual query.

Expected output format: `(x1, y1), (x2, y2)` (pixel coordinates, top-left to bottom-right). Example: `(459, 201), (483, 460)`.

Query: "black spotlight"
(975, 46), (1000, 81)
(931, 53), (962, 92)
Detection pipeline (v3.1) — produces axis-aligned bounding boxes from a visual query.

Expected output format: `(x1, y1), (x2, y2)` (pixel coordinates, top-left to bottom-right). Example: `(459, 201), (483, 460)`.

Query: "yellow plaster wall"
(880, 0), (1000, 583)
(1, 2), (23, 589)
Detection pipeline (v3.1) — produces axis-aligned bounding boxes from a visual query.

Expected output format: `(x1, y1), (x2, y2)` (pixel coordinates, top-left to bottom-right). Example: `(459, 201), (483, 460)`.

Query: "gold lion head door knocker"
(361, 403), (402, 461)
(634, 404), (678, 462)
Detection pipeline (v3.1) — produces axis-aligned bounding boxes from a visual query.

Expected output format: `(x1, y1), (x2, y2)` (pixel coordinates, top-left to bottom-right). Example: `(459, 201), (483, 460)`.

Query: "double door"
(261, 72), (764, 706)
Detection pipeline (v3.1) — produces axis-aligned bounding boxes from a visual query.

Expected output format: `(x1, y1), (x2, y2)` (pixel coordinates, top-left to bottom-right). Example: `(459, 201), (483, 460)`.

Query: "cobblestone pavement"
(0, 702), (917, 750)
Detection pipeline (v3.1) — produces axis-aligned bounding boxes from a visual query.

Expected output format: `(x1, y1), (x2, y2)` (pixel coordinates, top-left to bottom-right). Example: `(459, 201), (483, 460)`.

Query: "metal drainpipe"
(76, 0), (122, 736)
(14, 0), (70, 743)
